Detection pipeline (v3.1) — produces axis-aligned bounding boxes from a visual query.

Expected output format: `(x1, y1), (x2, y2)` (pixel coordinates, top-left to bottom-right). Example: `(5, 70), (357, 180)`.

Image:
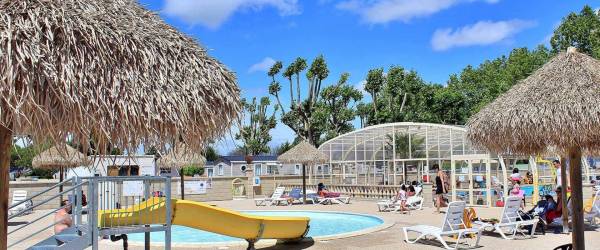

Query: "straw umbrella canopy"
(467, 47), (600, 250)
(32, 144), (89, 205)
(157, 143), (206, 199)
(278, 141), (328, 204)
(0, 0), (241, 247)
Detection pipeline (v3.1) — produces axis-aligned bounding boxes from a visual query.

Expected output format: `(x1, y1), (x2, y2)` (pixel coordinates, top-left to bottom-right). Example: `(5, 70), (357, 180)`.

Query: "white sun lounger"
(403, 201), (482, 249)
(584, 190), (600, 225)
(377, 196), (399, 212)
(9, 190), (33, 217)
(472, 196), (538, 240)
(254, 187), (288, 206)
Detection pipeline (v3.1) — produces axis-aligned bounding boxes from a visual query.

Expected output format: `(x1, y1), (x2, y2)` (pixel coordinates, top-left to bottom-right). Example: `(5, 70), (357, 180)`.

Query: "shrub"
(181, 166), (204, 176)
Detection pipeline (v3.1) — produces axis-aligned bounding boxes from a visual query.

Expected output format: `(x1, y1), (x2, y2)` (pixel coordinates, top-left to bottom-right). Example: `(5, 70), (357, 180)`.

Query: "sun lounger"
(288, 187), (317, 204)
(472, 196), (538, 240)
(403, 201), (482, 249)
(254, 187), (288, 206)
(9, 190), (33, 217)
(584, 190), (600, 225)
(377, 196), (399, 212)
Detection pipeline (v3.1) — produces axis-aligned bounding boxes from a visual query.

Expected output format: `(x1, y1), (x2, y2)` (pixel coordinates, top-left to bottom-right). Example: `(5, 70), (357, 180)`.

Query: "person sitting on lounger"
(407, 185), (416, 197)
(317, 183), (340, 198)
(397, 185), (408, 213)
(54, 200), (73, 245)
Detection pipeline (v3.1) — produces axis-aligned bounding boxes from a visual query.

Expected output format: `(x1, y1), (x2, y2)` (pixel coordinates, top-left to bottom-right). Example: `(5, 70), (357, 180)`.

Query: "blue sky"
(138, 0), (596, 154)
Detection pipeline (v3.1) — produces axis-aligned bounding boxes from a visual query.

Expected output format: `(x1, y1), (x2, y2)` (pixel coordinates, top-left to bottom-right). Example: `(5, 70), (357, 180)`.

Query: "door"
(451, 154), (493, 206)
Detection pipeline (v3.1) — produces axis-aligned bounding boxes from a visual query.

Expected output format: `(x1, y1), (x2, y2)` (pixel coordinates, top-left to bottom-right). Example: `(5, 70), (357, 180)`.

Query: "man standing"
(553, 159), (569, 233)
(553, 159), (565, 187)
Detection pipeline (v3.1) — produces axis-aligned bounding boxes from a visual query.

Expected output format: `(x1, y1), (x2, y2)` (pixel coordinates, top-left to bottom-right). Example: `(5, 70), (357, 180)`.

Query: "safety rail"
(278, 183), (415, 199)
(8, 177), (86, 249)
(7, 176), (172, 250)
(85, 176), (172, 250)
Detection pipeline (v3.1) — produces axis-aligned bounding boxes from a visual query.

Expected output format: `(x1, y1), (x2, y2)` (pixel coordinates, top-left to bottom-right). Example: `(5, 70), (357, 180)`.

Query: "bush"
(181, 166), (204, 176)
(29, 168), (57, 179)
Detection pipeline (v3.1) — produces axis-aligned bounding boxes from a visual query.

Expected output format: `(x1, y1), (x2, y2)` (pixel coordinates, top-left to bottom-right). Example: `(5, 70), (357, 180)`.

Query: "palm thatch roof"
(278, 141), (328, 164)
(32, 145), (89, 168)
(467, 48), (600, 155)
(156, 143), (206, 169)
(0, 0), (241, 153)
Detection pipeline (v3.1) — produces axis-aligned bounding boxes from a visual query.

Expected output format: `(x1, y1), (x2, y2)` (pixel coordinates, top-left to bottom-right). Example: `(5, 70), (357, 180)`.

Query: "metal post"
(144, 180), (151, 250)
(302, 164), (307, 204)
(90, 179), (99, 250)
(74, 177), (82, 225)
(165, 177), (172, 250)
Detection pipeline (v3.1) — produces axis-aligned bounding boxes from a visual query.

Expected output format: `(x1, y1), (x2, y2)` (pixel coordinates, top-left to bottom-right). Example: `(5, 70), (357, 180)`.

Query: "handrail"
(8, 181), (86, 219)
(9, 177), (75, 209)
(8, 204), (69, 235)
(8, 216), (73, 249)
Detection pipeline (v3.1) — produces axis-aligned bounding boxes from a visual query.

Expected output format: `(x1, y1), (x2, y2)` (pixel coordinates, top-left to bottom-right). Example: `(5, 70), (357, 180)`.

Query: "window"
(323, 164), (329, 174)
(218, 164), (224, 176)
(294, 164), (301, 175)
(255, 164), (262, 176)
(207, 168), (214, 177)
(317, 165), (322, 174)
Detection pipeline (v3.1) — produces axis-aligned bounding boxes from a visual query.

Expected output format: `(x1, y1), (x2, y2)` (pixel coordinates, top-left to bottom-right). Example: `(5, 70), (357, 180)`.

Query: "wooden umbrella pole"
(180, 168), (185, 200)
(568, 148), (585, 250)
(560, 156), (569, 233)
(59, 166), (64, 206)
(0, 124), (13, 250)
(302, 164), (307, 205)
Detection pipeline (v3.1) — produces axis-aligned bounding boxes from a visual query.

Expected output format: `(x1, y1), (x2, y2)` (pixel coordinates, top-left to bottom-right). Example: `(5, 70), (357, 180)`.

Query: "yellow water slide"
(98, 198), (309, 244)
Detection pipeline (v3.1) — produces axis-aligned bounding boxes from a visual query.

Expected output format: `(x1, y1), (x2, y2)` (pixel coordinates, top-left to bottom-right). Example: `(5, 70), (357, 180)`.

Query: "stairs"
(28, 225), (90, 250)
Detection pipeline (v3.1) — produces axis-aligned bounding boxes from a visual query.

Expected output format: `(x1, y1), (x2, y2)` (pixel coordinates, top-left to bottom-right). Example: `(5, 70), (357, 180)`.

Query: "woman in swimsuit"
(433, 164), (446, 213)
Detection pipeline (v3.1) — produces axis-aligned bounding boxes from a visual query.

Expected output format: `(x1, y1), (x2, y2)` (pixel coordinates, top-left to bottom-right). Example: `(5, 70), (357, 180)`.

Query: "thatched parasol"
(467, 47), (598, 250)
(156, 143), (206, 199)
(278, 141), (328, 204)
(0, 0), (241, 247)
(32, 144), (89, 205)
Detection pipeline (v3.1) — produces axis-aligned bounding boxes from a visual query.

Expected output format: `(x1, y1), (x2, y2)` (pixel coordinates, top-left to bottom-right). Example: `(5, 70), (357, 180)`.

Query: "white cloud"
(163, 0), (300, 29)
(336, 0), (498, 24)
(431, 19), (535, 51)
(354, 80), (367, 94)
(248, 57), (277, 73)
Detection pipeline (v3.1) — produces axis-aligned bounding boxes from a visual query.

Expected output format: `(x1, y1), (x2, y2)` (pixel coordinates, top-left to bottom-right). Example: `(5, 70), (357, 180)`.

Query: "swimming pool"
(128, 211), (384, 243)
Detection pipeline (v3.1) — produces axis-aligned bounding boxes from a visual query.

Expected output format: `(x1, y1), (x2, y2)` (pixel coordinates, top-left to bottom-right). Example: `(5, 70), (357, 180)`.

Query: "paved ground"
(9, 199), (600, 249)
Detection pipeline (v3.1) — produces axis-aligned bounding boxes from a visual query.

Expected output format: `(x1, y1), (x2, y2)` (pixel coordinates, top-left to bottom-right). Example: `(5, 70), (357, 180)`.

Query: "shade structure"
(32, 145), (89, 169)
(157, 143), (206, 200)
(278, 141), (328, 204)
(277, 141), (328, 165)
(32, 144), (89, 206)
(467, 47), (597, 250)
(0, 0), (241, 247)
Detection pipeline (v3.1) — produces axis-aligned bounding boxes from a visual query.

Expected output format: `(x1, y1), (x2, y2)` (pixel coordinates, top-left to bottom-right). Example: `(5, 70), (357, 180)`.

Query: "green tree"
(320, 72), (363, 141)
(271, 141), (295, 155)
(551, 5), (600, 58)
(235, 96), (278, 155)
(268, 56), (330, 146)
(356, 102), (372, 128)
(10, 145), (35, 168)
(364, 68), (385, 117)
(203, 145), (220, 162)
(385, 133), (425, 159)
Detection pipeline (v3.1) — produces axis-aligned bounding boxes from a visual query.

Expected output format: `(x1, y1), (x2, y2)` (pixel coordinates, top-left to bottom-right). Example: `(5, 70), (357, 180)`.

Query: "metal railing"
(278, 183), (412, 199)
(8, 177), (86, 249)
(8, 176), (172, 249)
(85, 176), (172, 250)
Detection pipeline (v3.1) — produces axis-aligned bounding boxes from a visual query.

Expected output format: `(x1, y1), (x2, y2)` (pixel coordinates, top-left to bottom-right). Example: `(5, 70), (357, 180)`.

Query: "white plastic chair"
(473, 196), (538, 239)
(9, 190), (33, 216)
(254, 187), (288, 206)
(403, 201), (482, 249)
(584, 190), (600, 225)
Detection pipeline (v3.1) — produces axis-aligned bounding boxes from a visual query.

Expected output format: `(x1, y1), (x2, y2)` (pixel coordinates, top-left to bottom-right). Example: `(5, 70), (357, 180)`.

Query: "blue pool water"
(128, 211), (383, 243)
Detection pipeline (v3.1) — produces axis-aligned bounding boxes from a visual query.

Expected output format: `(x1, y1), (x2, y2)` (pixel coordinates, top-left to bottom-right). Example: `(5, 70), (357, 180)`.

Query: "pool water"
(128, 211), (383, 243)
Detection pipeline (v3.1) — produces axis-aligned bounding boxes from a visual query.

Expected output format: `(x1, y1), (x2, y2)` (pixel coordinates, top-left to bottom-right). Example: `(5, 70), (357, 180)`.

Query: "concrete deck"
(8, 199), (600, 249)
